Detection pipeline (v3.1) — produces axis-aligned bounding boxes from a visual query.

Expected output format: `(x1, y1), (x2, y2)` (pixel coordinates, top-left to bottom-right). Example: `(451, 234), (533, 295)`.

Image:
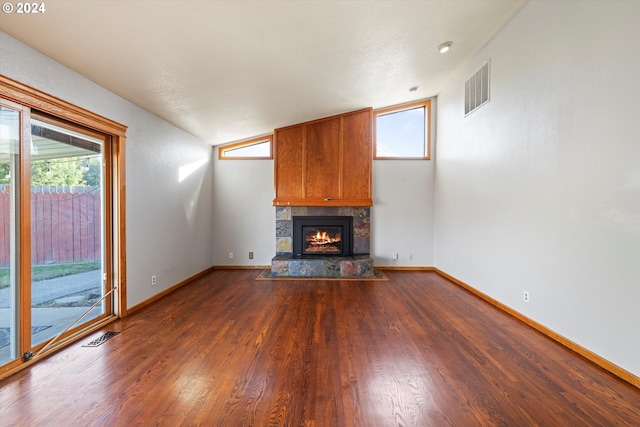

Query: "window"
(374, 99), (431, 160)
(218, 135), (273, 159)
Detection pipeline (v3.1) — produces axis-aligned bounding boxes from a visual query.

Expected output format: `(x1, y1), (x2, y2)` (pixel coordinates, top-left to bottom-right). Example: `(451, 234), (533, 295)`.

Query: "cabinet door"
(274, 124), (304, 199)
(305, 117), (340, 200)
(342, 109), (372, 202)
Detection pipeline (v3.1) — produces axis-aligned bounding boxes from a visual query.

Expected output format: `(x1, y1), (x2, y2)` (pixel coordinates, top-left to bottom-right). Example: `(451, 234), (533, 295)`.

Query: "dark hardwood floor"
(1, 269), (639, 426)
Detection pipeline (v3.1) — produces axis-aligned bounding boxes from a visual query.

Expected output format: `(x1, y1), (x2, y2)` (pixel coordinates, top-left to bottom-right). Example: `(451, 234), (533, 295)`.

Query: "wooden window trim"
(373, 99), (431, 160)
(218, 135), (273, 160)
(0, 74), (127, 378)
(0, 74), (128, 318)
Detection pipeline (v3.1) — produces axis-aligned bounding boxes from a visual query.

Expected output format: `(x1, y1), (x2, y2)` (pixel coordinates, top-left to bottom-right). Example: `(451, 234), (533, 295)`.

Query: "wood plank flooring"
(1, 269), (639, 426)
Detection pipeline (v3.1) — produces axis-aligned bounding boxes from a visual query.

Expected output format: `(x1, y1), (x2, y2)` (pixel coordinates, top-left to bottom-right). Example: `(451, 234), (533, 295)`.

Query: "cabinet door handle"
(324, 197), (332, 201)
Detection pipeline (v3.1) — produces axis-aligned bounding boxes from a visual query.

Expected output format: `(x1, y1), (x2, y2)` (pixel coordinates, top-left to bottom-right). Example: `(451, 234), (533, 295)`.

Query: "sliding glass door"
(0, 103), (22, 366)
(29, 117), (111, 348)
(0, 98), (115, 370)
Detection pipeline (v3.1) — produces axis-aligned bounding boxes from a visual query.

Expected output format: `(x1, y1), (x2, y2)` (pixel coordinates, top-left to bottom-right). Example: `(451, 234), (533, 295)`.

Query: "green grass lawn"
(0, 262), (100, 289)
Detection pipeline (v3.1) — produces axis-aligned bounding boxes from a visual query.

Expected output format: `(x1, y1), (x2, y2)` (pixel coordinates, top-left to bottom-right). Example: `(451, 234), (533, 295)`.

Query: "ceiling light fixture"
(437, 41), (452, 54)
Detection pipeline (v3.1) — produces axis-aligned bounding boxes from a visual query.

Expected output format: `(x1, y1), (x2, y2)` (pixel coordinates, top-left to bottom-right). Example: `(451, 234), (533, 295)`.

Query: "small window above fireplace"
(292, 216), (353, 258)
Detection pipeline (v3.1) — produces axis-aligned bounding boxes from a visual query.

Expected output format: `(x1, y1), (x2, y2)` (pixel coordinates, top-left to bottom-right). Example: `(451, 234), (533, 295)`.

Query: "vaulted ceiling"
(0, 0), (527, 145)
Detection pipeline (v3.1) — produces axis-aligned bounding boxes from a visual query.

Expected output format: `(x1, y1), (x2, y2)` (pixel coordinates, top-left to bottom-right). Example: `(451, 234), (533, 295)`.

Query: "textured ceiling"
(0, 0), (527, 145)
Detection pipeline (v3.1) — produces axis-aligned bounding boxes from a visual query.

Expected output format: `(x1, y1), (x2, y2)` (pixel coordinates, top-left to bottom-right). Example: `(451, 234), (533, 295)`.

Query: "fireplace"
(272, 207), (372, 278)
(292, 216), (353, 258)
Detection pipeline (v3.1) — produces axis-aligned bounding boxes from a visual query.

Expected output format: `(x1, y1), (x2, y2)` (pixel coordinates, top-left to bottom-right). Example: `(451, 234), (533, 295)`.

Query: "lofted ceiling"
(0, 0), (527, 146)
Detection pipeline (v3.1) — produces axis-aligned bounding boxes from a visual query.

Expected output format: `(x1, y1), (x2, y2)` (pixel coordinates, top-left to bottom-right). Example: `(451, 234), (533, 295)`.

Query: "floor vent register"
(83, 331), (120, 347)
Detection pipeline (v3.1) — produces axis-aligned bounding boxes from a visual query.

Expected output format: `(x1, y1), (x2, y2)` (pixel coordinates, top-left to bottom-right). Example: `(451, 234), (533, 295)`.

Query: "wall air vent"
(465, 61), (490, 116)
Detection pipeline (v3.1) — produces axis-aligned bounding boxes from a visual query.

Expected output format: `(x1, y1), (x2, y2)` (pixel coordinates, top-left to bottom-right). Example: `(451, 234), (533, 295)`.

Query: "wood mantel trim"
(273, 198), (372, 207)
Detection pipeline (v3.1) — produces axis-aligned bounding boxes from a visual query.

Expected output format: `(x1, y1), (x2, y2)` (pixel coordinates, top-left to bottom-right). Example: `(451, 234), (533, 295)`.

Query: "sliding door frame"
(0, 74), (127, 378)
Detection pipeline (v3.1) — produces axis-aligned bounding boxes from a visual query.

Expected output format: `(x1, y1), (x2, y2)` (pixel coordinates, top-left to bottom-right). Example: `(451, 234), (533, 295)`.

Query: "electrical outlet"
(393, 253), (399, 260)
(249, 251), (254, 259)
(228, 252), (234, 259)
(409, 253), (413, 260)
(151, 275), (157, 286)
(523, 291), (530, 303)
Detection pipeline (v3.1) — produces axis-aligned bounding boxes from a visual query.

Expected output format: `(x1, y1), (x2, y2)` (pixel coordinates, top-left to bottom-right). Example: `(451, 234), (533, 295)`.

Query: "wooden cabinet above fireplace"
(273, 107), (372, 207)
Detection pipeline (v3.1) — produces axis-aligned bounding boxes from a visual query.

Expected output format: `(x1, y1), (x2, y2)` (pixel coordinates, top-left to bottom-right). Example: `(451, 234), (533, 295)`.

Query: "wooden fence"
(0, 185), (101, 267)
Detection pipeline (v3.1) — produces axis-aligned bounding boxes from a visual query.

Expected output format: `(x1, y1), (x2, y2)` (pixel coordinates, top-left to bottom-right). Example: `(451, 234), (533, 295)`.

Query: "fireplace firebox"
(292, 216), (353, 257)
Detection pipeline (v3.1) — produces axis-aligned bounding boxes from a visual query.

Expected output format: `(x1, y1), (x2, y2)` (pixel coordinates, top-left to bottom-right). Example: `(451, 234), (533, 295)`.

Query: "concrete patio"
(0, 269), (103, 362)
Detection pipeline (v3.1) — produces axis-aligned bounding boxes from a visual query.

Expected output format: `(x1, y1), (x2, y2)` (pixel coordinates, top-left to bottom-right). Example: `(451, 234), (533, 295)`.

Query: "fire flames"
(305, 230), (341, 252)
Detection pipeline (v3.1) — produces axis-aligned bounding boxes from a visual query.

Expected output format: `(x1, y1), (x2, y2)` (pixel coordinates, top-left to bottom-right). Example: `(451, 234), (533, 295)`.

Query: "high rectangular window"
(218, 135), (273, 159)
(374, 99), (431, 160)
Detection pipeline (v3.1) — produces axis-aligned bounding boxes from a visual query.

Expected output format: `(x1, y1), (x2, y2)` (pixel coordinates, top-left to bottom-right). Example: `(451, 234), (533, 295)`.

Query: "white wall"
(1, 33), (214, 309)
(210, 153), (435, 268)
(435, 0), (640, 377)
(372, 159), (434, 266)
(211, 155), (275, 266)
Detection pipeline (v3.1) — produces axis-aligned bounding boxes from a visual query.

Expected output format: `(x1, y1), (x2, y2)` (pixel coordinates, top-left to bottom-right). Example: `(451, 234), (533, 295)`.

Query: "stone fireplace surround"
(272, 206), (374, 277)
